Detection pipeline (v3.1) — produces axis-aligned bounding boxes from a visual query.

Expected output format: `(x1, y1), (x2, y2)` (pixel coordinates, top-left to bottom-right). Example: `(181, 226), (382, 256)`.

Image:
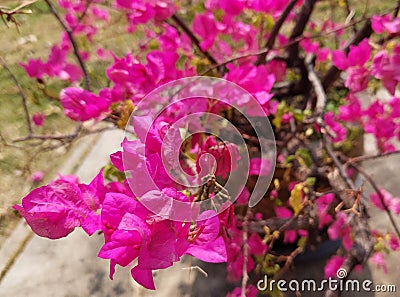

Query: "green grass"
(0, 0), (143, 247)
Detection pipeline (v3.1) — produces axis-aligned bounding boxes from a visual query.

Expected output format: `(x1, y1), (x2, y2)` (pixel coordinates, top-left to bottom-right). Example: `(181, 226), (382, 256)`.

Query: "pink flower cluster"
(370, 188), (400, 214)
(115, 0), (176, 32)
(339, 95), (400, 152)
(59, 0), (109, 40)
(332, 38), (371, 93)
(14, 169), (229, 289)
(372, 44), (400, 95)
(20, 33), (82, 82)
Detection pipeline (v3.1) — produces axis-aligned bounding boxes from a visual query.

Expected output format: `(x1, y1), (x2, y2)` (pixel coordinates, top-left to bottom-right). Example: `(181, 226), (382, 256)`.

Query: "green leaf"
(305, 177), (316, 187)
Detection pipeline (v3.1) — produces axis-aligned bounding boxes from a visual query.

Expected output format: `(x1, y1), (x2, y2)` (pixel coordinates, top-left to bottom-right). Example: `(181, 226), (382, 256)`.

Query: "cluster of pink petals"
(20, 33), (83, 83)
(32, 112), (46, 127)
(115, 0), (176, 32)
(13, 172), (106, 239)
(102, 51), (184, 104)
(370, 252), (388, 273)
(225, 63), (277, 116)
(99, 192), (227, 289)
(193, 12), (227, 51)
(59, 0), (109, 40)
(324, 255), (345, 278)
(60, 87), (111, 121)
(316, 193), (334, 229)
(327, 212), (352, 250)
(225, 215), (267, 281)
(339, 95), (400, 152)
(370, 189), (400, 214)
(14, 168), (228, 289)
(323, 111), (347, 143)
(371, 44), (400, 95)
(372, 14), (400, 34)
(196, 136), (240, 179)
(332, 38), (371, 93)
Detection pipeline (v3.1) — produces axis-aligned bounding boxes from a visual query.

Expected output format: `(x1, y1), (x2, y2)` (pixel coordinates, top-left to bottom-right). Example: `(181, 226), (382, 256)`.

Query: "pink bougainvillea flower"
(338, 94), (362, 123)
(61, 63), (83, 82)
(387, 233), (400, 251)
(184, 213), (227, 262)
(372, 14), (392, 34)
(327, 212), (352, 250)
(316, 193), (334, 229)
(370, 252), (388, 273)
(300, 38), (319, 54)
(30, 171), (44, 183)
(224, 63), (276, 115)
(193, 12), (225, 50)
(317, 47), (330, 62)
(13, 179), (97, 239)
(332, 38), (371, 71)
(225, 63), (275, 95)
(249, 158), (272, 176)
(371, 46), (400, 95)
(372, 14), (400, 34)
(324, 255), (345, 278)
(196, 136), (240, 179)
(60, 87), (110, 121)
(347, 39), (371, 68)
(32, 112), (46, 126)
(370, 189), (394, 211)
(324, 111), (347, 143)
(345, 66), (370, 93)
(20, 59), (46, 79)
(274, 206), (292, 218)
(332, 50), (349, 70)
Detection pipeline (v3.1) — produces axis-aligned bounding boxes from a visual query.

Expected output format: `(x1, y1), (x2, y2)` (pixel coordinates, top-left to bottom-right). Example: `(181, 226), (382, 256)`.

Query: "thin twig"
(305, 54), (327, 115)
(394, 0), (400, 18)
(346, 150), (400, 164)
(346, 161), (400, 238)
(44, 0), (91, 91)
(323, 136), (356, 189)
(13, 124), (114, 143)
(255, 0), (299, 65)
(0, 0), (37, 28)
(171, 14), (218, 66)
(241, 209), (250, 297)
(0, 56), (33, 135)
(77, 0), (94, 23)
(287, 0), (317, 64)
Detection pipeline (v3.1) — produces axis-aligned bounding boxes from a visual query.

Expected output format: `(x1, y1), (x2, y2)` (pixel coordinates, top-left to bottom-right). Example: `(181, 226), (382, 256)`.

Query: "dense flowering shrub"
(7, 0), (400, 296)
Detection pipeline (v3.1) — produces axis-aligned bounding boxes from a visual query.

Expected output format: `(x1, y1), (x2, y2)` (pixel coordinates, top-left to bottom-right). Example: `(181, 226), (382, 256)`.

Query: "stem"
(44, 0), (91, 91)
(255, 0), (298, 65)
(241, 209), (250, 297)
(0, 56), (33, 135)
(347, 161), (400, 238)
(287, 0), (317, 65)
(305, 54), (327, 114)
(171, 14), (218, 66)
(346, 150), (400, 164)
